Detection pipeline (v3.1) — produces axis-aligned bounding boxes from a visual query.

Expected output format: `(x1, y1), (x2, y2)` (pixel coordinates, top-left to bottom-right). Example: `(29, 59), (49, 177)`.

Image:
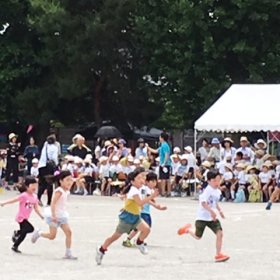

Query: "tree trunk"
(93, 77), (104, 128)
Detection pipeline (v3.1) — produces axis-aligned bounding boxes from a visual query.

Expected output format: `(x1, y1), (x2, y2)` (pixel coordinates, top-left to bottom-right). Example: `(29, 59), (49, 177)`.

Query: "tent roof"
(195, 84), (280, 132)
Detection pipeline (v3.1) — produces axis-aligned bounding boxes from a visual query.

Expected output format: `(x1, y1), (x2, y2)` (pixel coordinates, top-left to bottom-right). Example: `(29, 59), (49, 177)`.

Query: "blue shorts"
(141, 213), (152, 227)
(45, 217), (68, 228)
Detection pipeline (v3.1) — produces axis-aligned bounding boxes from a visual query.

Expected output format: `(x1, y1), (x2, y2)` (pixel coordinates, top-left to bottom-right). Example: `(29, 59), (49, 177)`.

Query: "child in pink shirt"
(0, 176), (44, 253)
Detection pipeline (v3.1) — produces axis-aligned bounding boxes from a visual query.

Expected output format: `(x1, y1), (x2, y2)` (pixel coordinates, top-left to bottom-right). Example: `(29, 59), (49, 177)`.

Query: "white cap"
(65, 155), (75, 162)
(184, 146), (192, 153)
(84, 157), (92, 164)
(134, 159), (140, 165)
(99, 156), (108, 162)
(74, 157), (83, 164)
(155, 157), (160, 162)
(173, 147), (181, 153)
(32, 158), (39, 164)
(127, 155), (134, 162)
(72, 134), (83, 142)
(181, 154), (188, 160)
(112, 155), (119, 162)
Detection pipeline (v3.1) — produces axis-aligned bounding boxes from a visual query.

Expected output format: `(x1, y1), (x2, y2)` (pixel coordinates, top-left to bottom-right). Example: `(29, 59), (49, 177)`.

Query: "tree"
(133, 0), (280, 129)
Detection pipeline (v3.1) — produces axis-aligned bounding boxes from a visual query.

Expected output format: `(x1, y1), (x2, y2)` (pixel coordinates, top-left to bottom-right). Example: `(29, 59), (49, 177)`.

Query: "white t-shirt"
(171, 162), (180, 176)
(186, 153), (196, 168)
(237, 170), (246, 185)
(127, 186), (141, 200)
(197, 185), (221, 221)
(99, 164), (110, 178)
(30, 166), (39, 177)
(223, 171), (233, 181)
(109, 164), (122, 175)
(259, 172), (271, 184)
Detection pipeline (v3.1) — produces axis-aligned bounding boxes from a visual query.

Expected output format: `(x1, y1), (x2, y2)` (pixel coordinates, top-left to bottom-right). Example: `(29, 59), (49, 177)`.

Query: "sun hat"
(104, 140), (112, 147)
(211, 138), (220, 145)
(181, 154), (188, 161)
(127, 155), (134, 162)
(134, 159), (140, 165)
(72, 134), (83, 142)
(240, 136), (249, 143)
(236, 163), (245, 169)
(74, 157), (83, 164)
(8, 133), (17, 141)
(118, 139), (126, 145)
(112, 155), (119, 162)
(254, 139), (267, 149)
(84, 157), (92, 164)
(202, 161), (211, 168)
(246, 165), (257, 173)
(99, 156), (108, 162)
(184, 146), (193, 153)
(223, 137), (234, 144)
(155, 157), (160, 162)
(32, 158), (39, 164)
(173, 147), (181, 153)
(65, 155), (75, 162)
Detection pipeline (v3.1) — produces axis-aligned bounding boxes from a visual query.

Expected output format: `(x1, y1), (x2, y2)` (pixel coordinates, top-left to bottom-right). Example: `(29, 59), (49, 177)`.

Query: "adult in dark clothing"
(68, 134), (91, 159)
(5, 133), (20, 188)
(24, 137), (40, 174)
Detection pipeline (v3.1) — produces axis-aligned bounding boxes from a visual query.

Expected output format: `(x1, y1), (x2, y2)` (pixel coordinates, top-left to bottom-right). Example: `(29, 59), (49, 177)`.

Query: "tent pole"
(194, 129), (197, 197)
(267, 131), (269, 154)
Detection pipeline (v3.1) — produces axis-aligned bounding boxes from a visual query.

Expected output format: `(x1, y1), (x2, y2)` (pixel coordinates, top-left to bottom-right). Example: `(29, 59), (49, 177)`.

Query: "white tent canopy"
(195, 84), (280, 132)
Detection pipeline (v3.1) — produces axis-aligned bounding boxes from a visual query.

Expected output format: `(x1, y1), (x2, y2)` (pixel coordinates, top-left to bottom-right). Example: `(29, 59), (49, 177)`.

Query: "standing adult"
(24, 137), (40, 174)
(208, 138), (221, 164)
(198, 139), (210, 162)
(38, 135), (59, 206)
(147, 132), (172, 196)
(5, 133), (20, 189)
(235, 136), (254, 164)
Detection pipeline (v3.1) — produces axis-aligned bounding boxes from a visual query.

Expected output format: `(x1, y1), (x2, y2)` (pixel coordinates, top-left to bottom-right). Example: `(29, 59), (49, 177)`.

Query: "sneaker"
(215, 253), (230, 262)
(63, 254), (78, 260)
(11, 246), (21, 254)
(122, 239), (133, 248)
(95, 247), (104, 265)
(266, 202), (272, 210)
(136, 243), (148, 255)
(12, 230), (19, 243)
(83, 190), (88, 196)
(31, 229), (40, 243)
(177, 224), (192, 235)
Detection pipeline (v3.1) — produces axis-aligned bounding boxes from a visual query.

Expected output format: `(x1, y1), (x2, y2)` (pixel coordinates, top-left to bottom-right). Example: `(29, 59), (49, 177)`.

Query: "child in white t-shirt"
(177, 169), (229, 263)
(30, 158), (39, 178)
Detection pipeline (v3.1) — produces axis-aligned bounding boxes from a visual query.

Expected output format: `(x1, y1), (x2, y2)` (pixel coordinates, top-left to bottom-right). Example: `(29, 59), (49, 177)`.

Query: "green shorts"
(116, 218), (142, 234)
(195, 220), (222, 238)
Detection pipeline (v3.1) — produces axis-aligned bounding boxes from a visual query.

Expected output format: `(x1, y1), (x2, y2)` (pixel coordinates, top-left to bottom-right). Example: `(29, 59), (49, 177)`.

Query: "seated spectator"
(220, 163), (234, 201)
(255, 150), (265, 170)
(259, 163), (273, 202)
(183, 146), (196, 170)
(247, 165), (262, 202)
(173, 146), (181, 155)
(254, 139), (267, 151)
(196, 160), (211, 191)
(117, 139), (130, 159)
(99, 156), (110, 195)
(68, 134), (91, 159)
(231, 162), (246, 201)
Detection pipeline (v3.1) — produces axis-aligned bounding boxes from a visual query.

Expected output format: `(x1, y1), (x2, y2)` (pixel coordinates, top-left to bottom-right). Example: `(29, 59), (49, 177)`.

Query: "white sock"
(66, 248), (72, 255)
(231, 190), (235, 200)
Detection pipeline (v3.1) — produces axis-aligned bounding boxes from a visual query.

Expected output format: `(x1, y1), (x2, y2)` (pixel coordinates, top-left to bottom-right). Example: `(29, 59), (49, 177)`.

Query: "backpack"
(248, 189), (262, 203)
(234, 189), (246, 203)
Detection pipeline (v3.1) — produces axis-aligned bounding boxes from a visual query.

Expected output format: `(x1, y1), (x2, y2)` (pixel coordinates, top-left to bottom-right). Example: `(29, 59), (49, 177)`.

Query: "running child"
(31, 170), (77, 260)
(0, 176), (44, 253)
(122, 172), (167, 247)
(96, 167), (159, 265)
(177, 169), (230, 262)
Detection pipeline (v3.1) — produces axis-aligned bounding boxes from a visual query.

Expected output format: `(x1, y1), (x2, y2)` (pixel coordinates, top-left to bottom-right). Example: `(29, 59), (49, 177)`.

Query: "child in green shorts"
(96, 167), (158, 265)
(177, 169), (230, 262)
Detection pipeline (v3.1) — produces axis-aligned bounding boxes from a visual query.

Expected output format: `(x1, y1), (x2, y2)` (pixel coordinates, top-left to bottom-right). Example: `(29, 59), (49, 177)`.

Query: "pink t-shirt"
(16, 192), (39, 223)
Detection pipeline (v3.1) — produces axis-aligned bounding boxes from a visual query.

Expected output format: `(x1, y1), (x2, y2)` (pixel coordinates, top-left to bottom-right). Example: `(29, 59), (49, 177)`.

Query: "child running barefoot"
(177, 169), (230, 263)
(31, 170), (77, 260)
(122, 172), (167, 247)
(96, 167), (159, 265)
(0, 176), (44, 253)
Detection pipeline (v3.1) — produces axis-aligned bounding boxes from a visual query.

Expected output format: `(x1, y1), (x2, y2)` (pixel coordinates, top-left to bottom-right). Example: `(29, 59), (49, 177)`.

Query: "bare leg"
(60, 224), (72, 249)
(40, 226), (57, 240)
(216, 230), (223, 255)
(136, 221), (150, 241)
(102, 231), (122, 250)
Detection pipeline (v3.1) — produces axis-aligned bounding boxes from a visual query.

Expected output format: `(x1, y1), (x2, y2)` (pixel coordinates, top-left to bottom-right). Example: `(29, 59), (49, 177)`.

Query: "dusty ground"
(0, 191), (280, 280)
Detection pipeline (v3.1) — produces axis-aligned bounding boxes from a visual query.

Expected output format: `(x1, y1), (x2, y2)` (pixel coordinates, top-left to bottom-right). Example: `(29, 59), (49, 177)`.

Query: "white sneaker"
(83, 189), (88, 196)
(95, 247), (104, 265)
(136, 243), (148, 255)
(63, 254), (78, 260)
(74, 189), (80, 194)
(31, 229), (40, 244)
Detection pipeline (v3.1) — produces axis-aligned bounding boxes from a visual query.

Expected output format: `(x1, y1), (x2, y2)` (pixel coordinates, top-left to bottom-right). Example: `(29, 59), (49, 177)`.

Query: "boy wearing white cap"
(30, 158), (39, 178)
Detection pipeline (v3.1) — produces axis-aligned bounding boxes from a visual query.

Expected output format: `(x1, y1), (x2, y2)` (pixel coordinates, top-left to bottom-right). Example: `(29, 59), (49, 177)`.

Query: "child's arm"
(34, 204), (44, 220)
(50, 191), (62, 222)
(216, 203), (225, 219)
(149, 200), (167, 210)
(201, 201), (217, 221)
(133, 189), (159, 207)
(0, 197), (20, 207)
